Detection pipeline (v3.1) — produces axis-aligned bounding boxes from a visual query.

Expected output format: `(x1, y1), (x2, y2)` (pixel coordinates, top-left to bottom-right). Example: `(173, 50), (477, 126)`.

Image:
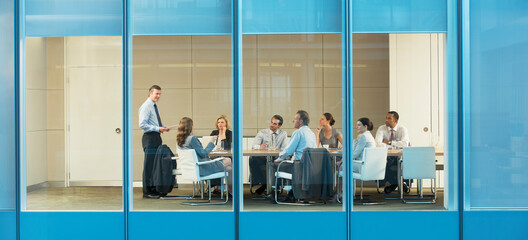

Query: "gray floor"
(26, 185), (444, 211)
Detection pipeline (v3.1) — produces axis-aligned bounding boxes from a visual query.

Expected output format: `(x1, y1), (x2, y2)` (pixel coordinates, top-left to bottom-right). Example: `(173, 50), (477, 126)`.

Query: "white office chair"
(273, 160), (297, 205)
(351, 147), (388, 205)
(400, 146), (436, 204)
(177, 149), (229, 205)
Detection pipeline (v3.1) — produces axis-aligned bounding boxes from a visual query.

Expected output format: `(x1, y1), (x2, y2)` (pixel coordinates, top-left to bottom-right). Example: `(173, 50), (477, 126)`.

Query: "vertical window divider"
(123, 0), (132, 239)
(233, 0), (243, 239)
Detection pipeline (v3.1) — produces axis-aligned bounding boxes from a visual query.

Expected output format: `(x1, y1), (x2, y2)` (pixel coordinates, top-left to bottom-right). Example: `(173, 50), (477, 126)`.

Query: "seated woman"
(352, 117), (376, 173)
(210, 115), (232, 150)
(316, 113), (343, 148)
(176, 117), (232, 193)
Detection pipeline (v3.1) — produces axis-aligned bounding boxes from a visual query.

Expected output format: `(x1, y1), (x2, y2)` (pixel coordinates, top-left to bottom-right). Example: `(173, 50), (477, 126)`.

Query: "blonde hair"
(177, 117), (193, 147)
(215, 115), (230, 130)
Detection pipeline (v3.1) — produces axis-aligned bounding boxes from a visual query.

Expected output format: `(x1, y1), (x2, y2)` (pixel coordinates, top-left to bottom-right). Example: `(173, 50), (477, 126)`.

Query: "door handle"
(116, 128), (121, 134)
(423, 127), (429, 132)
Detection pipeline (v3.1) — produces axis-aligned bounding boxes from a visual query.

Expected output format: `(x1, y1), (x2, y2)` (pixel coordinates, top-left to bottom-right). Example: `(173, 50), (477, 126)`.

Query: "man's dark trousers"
(142, 132), (162, 195)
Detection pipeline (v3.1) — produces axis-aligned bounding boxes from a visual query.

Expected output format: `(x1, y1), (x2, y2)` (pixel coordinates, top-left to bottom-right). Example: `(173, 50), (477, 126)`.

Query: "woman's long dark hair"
(177, 117), (193, 147)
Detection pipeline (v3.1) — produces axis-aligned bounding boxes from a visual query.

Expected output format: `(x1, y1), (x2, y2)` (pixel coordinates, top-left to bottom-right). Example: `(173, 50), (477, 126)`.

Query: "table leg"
(266, 156), (271, 194)
(397, 156), (402, 199)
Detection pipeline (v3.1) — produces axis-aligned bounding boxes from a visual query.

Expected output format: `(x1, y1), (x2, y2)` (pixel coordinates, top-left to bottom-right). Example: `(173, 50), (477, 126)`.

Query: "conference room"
(23, 30), (447, 212)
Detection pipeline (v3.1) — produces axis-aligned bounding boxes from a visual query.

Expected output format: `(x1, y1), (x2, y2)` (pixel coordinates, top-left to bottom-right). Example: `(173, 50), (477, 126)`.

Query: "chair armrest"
(196, 157), (225, 166)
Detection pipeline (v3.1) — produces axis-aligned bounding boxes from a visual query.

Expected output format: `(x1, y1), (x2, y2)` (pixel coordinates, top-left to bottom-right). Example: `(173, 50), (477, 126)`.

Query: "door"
(65, 37), (123, 186)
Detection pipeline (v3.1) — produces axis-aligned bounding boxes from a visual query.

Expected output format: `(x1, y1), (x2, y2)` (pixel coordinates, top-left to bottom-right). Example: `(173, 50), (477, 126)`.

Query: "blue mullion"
(15, 0), (22, 239)
(343, 1), (353, 240)
(461, 0), (471, 212)
(232, 0), (242, 238)
(123, 0), (132, 239)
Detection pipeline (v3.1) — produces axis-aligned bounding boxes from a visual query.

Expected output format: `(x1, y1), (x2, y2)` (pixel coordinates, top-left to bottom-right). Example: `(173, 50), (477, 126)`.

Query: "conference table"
(177, 148), (444, 196)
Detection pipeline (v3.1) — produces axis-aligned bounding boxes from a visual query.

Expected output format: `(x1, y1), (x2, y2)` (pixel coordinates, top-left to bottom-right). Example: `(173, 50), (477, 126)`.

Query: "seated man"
(249, 115), (288, 195)
(270, 110), (317, 202)
(375, 111), (410, 193)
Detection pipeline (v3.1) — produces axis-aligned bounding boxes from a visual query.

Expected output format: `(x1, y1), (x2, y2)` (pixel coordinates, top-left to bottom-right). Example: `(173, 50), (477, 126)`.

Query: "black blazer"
(210, 129), (232, 150)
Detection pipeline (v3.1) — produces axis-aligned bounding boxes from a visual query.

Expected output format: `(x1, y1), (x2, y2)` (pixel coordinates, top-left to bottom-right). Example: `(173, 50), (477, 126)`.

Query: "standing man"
(249, 115), (288, 195)
(375, 111), (410, 193)
(270, 110), (317, 202)
(139, 85), (170, 199)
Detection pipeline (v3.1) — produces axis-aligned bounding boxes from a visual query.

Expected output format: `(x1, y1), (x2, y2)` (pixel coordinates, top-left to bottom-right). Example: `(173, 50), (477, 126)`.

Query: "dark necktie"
(390, 129), (395, 141)
(153, 104), (162, 127)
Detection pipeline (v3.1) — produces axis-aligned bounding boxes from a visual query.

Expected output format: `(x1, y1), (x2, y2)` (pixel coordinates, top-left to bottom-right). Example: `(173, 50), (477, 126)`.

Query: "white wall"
(389, 33), (446, 188)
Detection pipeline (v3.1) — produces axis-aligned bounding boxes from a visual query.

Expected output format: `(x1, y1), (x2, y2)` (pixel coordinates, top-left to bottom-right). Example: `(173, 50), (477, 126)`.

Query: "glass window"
(469, 1), (528, 209)
(352, 33), (447, 210)
(25, 36), (123, 210)
(132, 35), (233, 211)
(242, 34), (344, 211)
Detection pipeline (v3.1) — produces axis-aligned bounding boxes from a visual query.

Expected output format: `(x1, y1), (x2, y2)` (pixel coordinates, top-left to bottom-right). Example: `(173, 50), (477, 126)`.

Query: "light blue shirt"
(352, 131), (376, 159)
(138, 98), (164, 133)
(252, 128), (288, 150)
(278, 125), (317, 161)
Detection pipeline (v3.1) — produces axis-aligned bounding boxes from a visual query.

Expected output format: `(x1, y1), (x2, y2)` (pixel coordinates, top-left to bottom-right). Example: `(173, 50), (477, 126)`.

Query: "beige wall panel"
(26, 131), (48, 186)
(353, 34), (389, 88)
(132, 89), (192, 131)
(192, 88), (232, 131)
(26, 37), (47, 90)
(243, 35), (258, 88)
(47, 130), (65, 182)
(154, 88), (193, 128)
(323, 34), (342, 88)
(323, 88), (343, 130)
(353, 87), (390, 138)
(46, 37), (65, 90)
(257, 34), (323, 88)
(64, 36), (122, 67)
(257, 87), (323, 131)
(133, 36), (192, 89)
(26, 89), (47, 132)
(192, 35), (232, 89)
(243, 128), (259, 137)
(243, 88), (258, 129)
(47, 89), (64, 130)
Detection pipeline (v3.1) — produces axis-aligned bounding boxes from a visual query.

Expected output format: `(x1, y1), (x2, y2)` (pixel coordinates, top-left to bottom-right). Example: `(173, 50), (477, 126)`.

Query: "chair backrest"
(176, 148), (198, 183)
(402, 146), (435, 179)
(359, 147), (388, 181)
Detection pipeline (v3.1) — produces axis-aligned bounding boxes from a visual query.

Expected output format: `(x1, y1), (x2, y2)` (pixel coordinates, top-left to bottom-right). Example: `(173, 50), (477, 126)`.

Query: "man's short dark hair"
(388, 111), (399, 120)
(149, 85), (161, 92)
(272, 114), (284, 126)
(296, 110), (310, 126)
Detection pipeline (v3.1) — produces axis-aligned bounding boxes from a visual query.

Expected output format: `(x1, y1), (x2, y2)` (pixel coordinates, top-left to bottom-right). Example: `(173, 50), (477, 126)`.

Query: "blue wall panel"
(239, 212), (346, 240)
(464, 211), (528, 240)
(352, 211), (459, 240)
(0, 0), (16, 211)
(352, 0), (447, 33)
(133, 0), (231, 35)
(20, 212), (124, 240)
(0, 211), (16, 240)
(242, 0), (341, 34)
(25, 0), (122, 37)
(469, 0), (528, 209)
(129, 212), (234, 240)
